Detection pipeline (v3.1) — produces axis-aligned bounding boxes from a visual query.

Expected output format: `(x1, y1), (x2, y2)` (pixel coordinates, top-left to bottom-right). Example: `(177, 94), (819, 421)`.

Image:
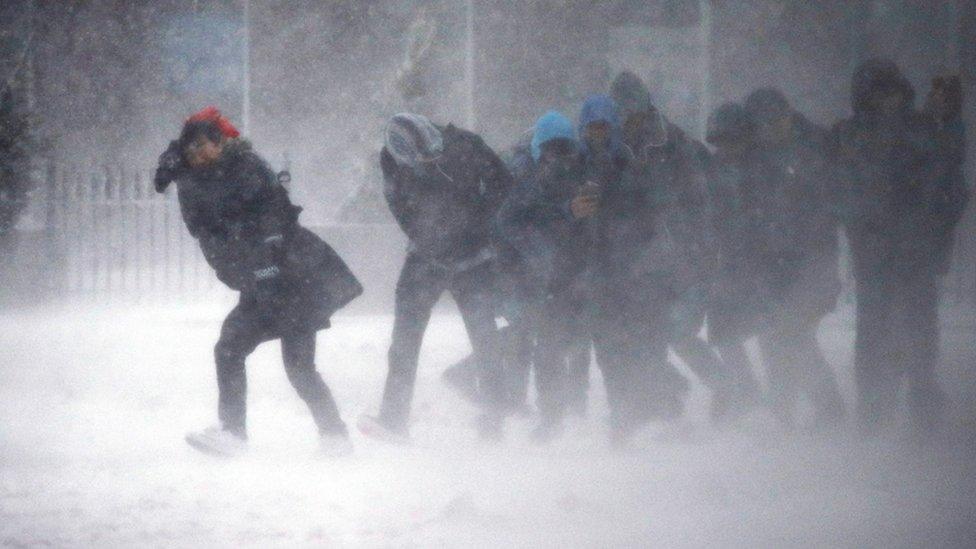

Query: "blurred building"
(5, 0), (972, 226)
(1, 0), (974, 305)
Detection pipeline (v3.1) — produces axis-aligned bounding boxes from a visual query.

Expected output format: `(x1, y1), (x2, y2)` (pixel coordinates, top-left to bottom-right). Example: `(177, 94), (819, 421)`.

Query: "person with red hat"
(154, 107), (363, 457)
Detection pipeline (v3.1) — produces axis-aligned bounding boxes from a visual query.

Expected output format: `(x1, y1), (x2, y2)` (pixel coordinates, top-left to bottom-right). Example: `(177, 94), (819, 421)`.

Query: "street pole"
(242, 0), (251, 135)
(958, 0), (976, 308)
(847, 0), (871, 77)
(464, 0), (475, 130)
(26, 0), (35, 113)
(697, 0), (711, 140)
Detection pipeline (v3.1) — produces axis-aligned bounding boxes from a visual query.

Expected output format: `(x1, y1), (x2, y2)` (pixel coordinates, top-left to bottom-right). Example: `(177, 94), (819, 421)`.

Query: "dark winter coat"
(171, 140), (362, 335)
(381, 124), (514, 269)
(706, 148), (771, 343)
(831, 60), (969, 280)
(626, 122), (715, 295)
(495, 151), (590, 308)
(746, 115), (841, 323)
(576, 97), (650, 309)
(617, 122), (716, 339)
(0, 94), (30, 238)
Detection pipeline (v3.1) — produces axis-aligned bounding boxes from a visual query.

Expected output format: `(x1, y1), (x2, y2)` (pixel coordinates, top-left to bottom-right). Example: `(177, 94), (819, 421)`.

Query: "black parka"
(625, 123), (714, 295)
(830, 59), (969, 279)
(380, 124), (514, 269)
(706, 146), (771, 343)
(746, 114), (841, 322)
(495, 152), (590, 303)
(171, 139), (361, 335)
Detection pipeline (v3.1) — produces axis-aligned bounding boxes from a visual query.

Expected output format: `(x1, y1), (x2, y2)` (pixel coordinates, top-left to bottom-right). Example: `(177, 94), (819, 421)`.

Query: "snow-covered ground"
(2, 301), (976, 547)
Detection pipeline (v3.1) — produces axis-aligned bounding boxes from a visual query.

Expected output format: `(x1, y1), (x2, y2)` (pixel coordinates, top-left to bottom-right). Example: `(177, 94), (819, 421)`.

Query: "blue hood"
(578, 95), (623, 158)
(530, 110), (577, 162)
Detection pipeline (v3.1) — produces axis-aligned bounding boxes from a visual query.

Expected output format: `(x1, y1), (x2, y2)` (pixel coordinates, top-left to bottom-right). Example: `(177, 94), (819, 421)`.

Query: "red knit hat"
(186, 106), (240, 138)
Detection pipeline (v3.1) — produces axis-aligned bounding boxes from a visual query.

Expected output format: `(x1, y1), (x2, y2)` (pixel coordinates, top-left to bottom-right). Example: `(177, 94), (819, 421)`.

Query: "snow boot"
(530, 417), (564, 445)
(319, 432), (354, 457)
(357, 414), (411, 445)
(476, 412), (505, 442)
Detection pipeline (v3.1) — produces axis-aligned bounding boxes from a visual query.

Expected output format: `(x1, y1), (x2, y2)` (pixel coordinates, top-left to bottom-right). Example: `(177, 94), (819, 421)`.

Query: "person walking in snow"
(742, 87), (846, 431)
(153, 107), (362, 457)
(704, 102), (766, 422)
(495, 110), (593, 442)
(359, 113), (514, 442)
(580, 95), (689, 445)
(830, 61), (968, 440)
(611, 71), (738, 424)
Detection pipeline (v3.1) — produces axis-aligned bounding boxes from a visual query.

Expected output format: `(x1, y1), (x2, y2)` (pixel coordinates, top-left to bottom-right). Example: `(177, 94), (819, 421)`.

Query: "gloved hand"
(249, 235), (286, 303)
(154, 141), (185, 193)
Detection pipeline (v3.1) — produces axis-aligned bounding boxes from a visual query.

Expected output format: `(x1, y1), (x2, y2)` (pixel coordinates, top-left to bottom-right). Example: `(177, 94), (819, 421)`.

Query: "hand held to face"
(153, 143), (184, 193)
(570, 182), (601, 219)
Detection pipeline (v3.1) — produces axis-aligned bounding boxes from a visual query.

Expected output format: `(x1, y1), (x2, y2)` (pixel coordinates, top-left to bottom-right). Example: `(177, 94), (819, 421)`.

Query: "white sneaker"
(319, 432), (354, 458)
(185, 426), (247, 457)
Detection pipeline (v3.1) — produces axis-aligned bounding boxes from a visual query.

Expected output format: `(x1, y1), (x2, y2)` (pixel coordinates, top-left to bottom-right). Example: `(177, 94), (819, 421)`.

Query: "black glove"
(154, 141), (185, 193)
(250, 235), (286, 303)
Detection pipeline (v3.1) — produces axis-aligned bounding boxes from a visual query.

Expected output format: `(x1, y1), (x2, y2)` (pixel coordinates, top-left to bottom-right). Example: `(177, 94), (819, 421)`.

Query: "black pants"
(507, 327), (535, 406)
(854, 269), (943, 433)
(708, 286), (766, 402)
(565, 337), (592, 410)
(757, 321), (845, 428)
(532, 293), (591, 422)
(379, 253), (502, 433)
(442, 324), (533, 409)
(668, 290), (729, 392)
(672, 336), (726, 388)
(442, 308), (591, 413)
(714, 342), (762, 402)
(593, 288), (688, 434)
(214, 300), (346, 439)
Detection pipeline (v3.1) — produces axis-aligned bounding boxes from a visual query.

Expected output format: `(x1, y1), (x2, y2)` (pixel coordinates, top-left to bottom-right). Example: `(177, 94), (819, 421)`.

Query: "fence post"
(148, 176), (157, 296)
(70, 166), (81, 293)
(117, 164), (128, 295)
(162, 186), (171, 295)
(103, 165), (115, 300)
(133, 169), (143, 298)
(35, 161), (234, 301)
(43, 159), (65, 297)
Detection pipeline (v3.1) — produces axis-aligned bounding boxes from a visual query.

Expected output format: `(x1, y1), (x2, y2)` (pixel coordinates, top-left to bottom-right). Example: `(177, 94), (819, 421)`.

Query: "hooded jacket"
(831, 58), (968, 277)
(384, 113), (444, 167)
(704, 101), (775, 342)
(741, 92), (841, 319)
(577, 95), (662, 301)
(610, 71), (653, 121)
(578, 95), (626, 164)
(495, 112), (588, 303)
(531, 110), (577, 162)
(628, 119), (715, 296)
(381, 123), (514, 269)
(612, 68), (714, 292)
(743, 88), (838, 279)
(505, 110), (577, 188)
